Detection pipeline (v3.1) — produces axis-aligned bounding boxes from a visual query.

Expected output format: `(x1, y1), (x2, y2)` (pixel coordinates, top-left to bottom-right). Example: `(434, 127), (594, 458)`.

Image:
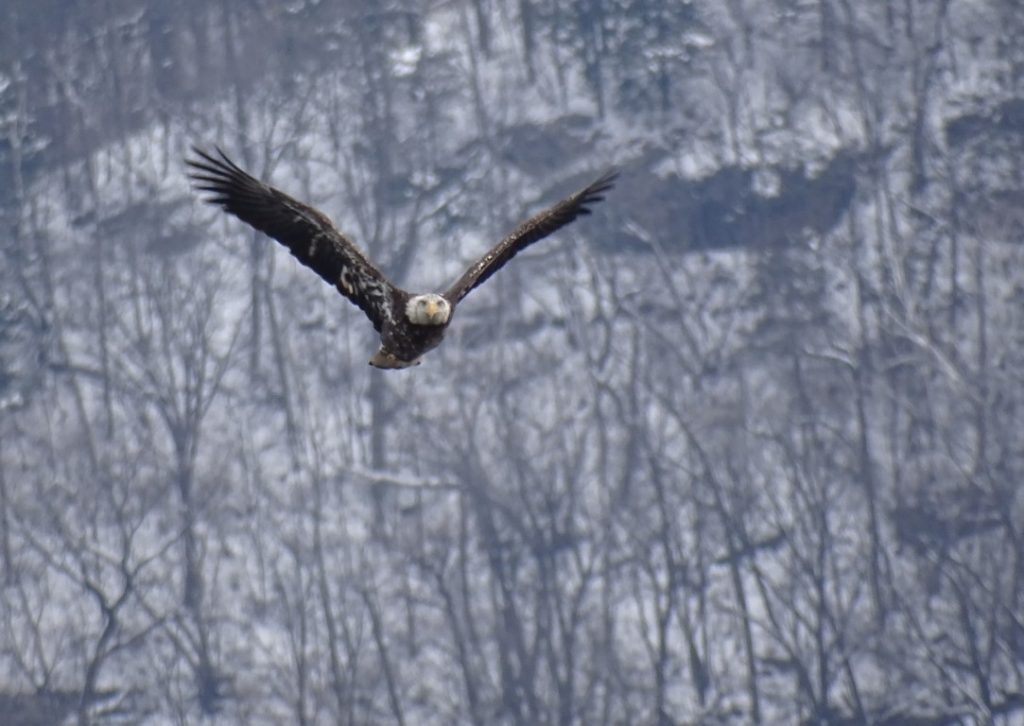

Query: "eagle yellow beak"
(426, 300), (438, 318)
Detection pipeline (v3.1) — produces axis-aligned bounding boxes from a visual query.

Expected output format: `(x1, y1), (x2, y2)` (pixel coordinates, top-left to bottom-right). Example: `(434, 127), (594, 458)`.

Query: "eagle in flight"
(187, 148), (615, 369)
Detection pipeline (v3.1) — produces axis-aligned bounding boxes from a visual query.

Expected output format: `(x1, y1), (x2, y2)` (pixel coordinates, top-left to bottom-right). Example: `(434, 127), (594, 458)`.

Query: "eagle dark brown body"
(187, 147), (615, 369)
(374, 292), (448, 368)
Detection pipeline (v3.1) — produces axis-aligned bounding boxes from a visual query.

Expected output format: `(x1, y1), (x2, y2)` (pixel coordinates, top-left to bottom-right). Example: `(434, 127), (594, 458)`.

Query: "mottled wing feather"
(187, 147), (397, 332)
(443, 170), (617, 304)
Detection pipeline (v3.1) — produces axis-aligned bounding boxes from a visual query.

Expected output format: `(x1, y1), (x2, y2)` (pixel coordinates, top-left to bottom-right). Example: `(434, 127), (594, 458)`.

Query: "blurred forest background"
(2, 1), (1024, 724)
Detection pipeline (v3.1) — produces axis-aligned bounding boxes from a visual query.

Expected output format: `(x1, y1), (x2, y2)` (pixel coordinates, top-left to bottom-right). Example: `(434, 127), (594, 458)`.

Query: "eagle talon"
(369, 348), (421, 370)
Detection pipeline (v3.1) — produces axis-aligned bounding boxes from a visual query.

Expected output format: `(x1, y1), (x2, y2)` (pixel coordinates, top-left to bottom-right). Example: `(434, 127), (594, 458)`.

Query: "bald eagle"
(187, 148), (615, 369)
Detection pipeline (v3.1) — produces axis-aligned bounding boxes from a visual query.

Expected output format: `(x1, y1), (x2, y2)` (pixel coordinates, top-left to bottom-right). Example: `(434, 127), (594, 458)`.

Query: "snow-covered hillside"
(2, 1), (1023, 723)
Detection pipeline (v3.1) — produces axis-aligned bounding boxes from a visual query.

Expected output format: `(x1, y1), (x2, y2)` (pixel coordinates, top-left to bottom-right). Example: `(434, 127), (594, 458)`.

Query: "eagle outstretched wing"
(443, 170), (617, 304)
(187, 147), (398, 332)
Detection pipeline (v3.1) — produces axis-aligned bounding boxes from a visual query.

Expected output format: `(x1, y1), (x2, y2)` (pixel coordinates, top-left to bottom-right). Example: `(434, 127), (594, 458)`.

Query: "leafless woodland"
(2, 1), (1023, 724)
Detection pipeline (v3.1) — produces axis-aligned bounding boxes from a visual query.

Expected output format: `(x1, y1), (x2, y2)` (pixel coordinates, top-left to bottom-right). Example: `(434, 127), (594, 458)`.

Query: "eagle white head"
(406, 293), (451, 326)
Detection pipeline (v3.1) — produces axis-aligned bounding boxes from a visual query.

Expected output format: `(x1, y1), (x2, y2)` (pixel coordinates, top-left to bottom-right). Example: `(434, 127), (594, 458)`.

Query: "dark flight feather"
(186, 147), (398, 331)
(443, 170), (617, 303)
